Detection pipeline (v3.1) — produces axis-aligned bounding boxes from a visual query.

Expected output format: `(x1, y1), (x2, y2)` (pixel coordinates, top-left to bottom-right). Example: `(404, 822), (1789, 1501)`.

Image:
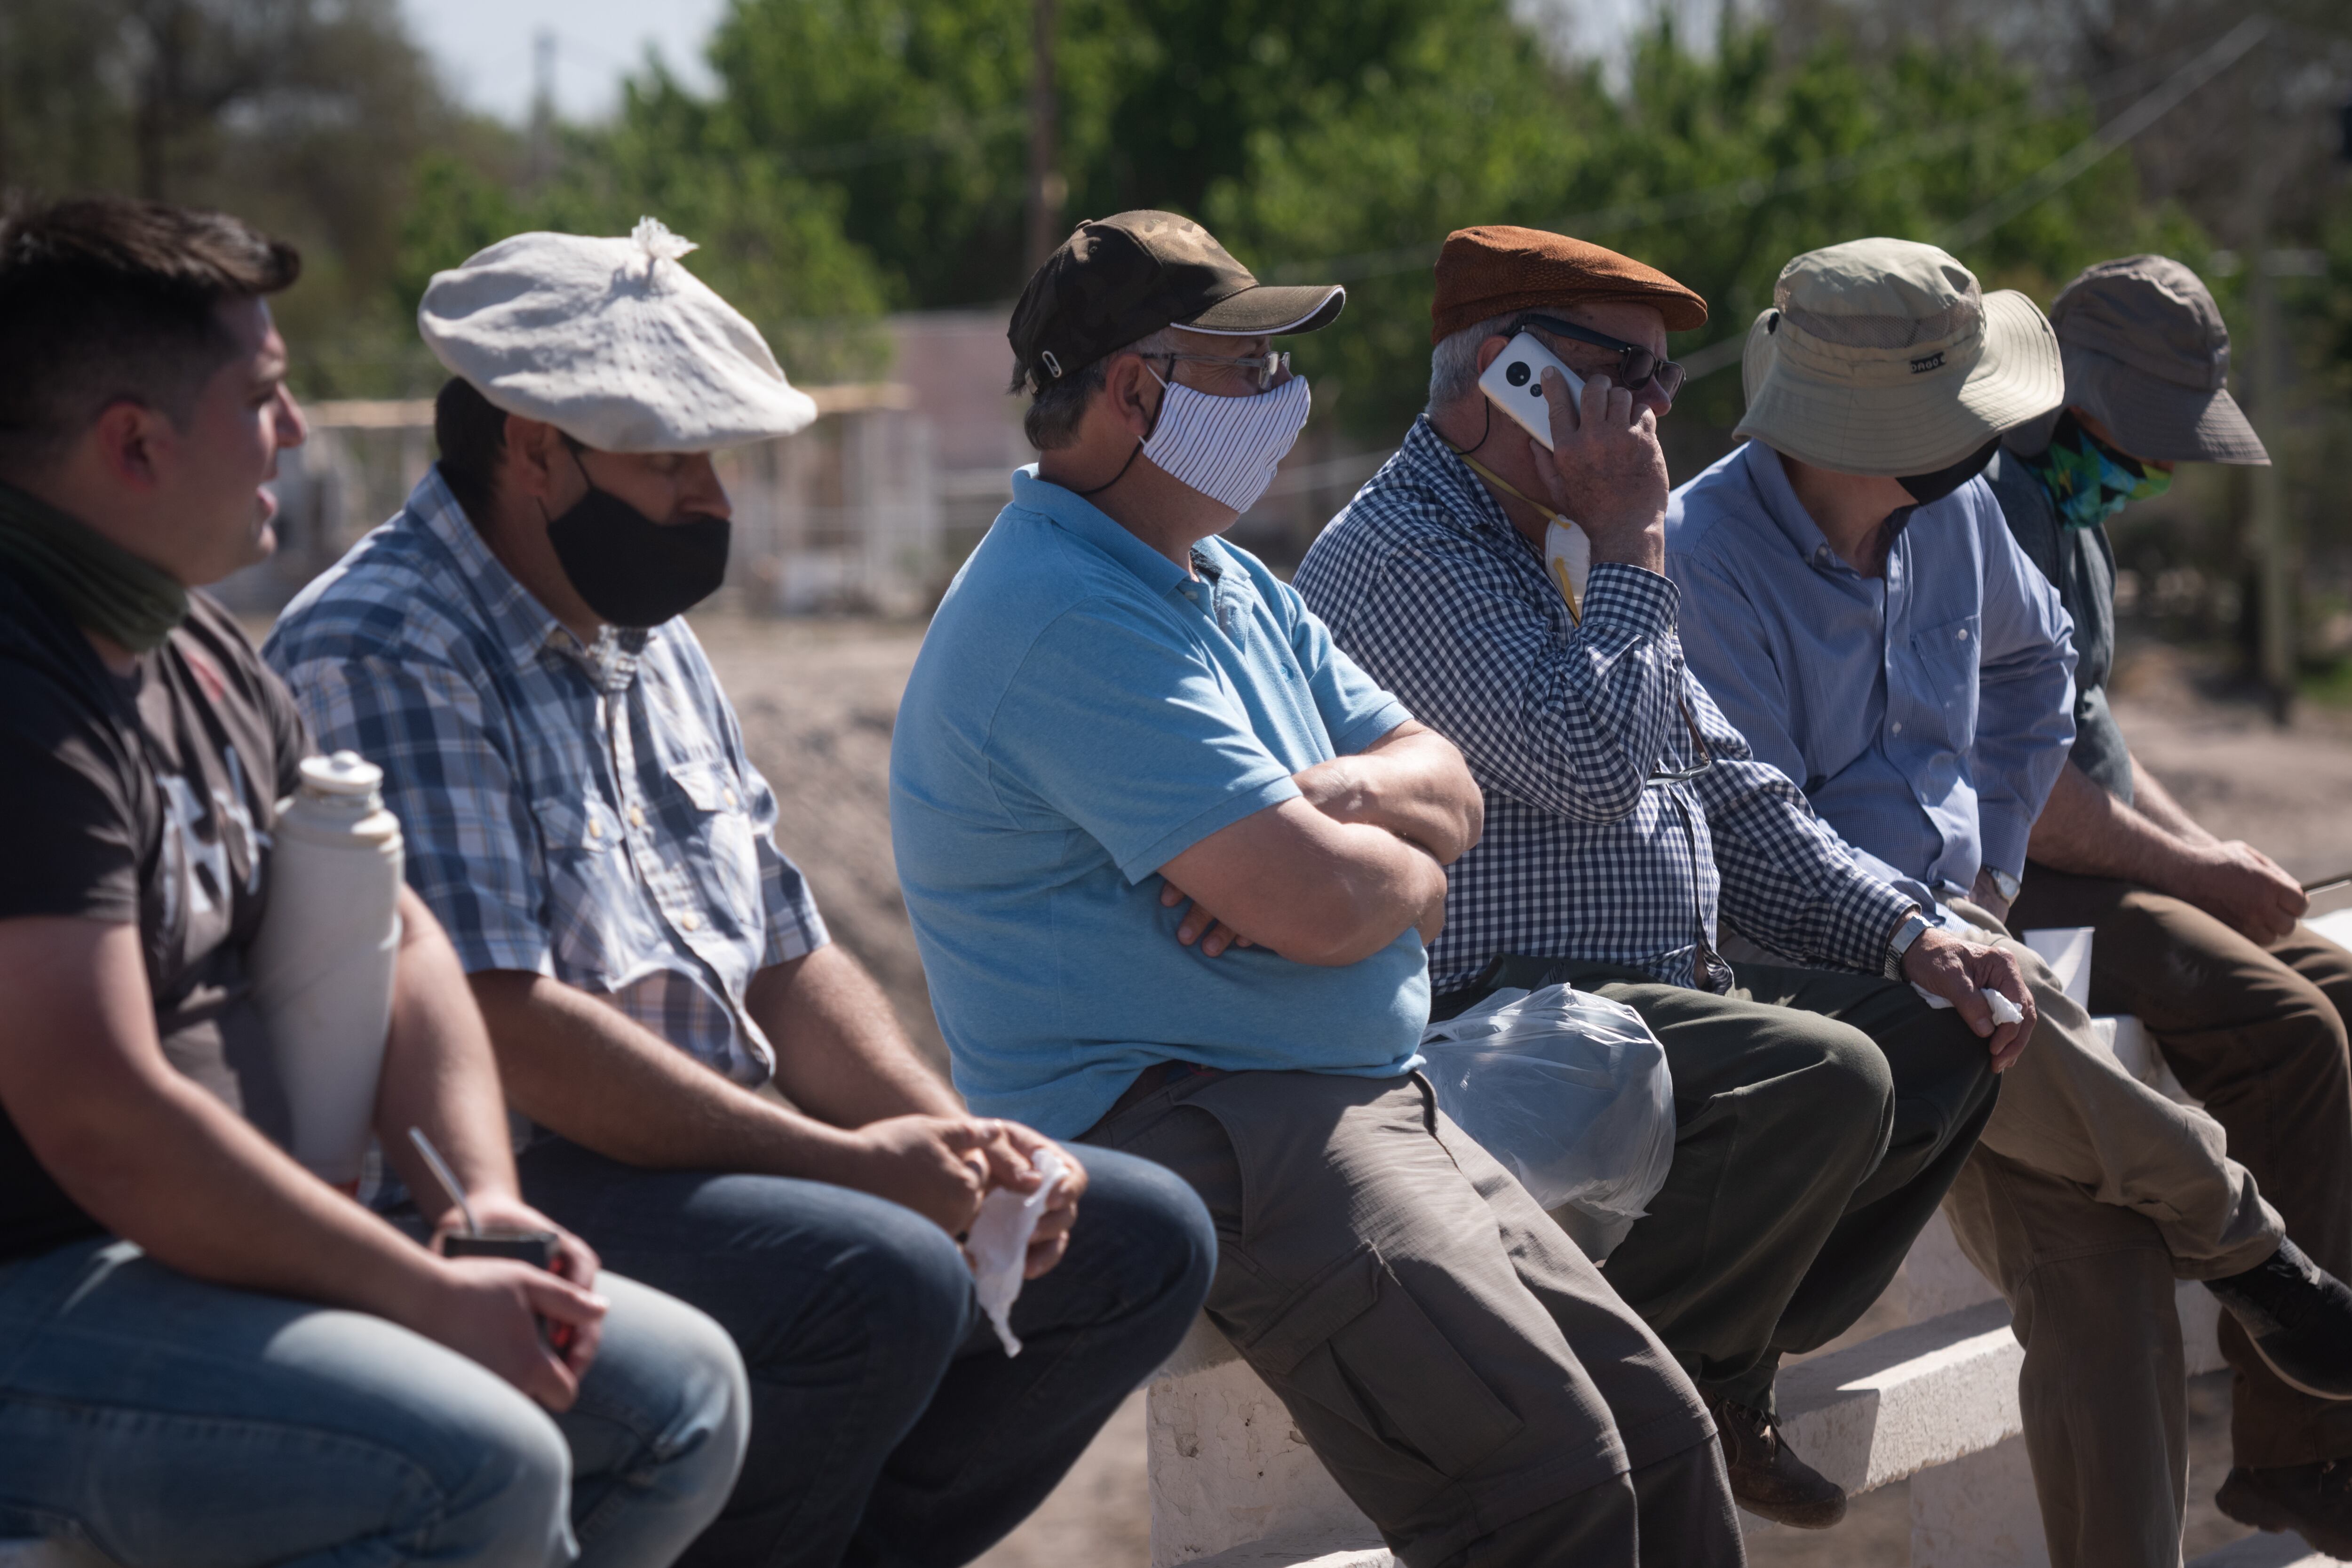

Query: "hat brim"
(1734, 289), (2064, 477)
(1183, 283), (1346, 336)
(2064, 344), (2268, 466)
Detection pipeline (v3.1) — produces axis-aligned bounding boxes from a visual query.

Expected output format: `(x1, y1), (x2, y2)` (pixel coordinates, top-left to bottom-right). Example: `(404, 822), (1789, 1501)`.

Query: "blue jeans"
(0, 1238), (748, 1568)
(513, 1137), (1215, 1568)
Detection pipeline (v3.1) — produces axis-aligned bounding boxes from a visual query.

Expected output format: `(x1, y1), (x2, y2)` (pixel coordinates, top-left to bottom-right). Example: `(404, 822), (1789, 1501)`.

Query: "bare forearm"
(2027, 759), (2204, 894)
(2129, 757), (2217, 846)
(1294, 723), (1484, 864)
(747, 944), (961, 1125)
(469, 970), (861, 1175)
(0, 920), (443, 1321)
(374, 889), (524, 1221)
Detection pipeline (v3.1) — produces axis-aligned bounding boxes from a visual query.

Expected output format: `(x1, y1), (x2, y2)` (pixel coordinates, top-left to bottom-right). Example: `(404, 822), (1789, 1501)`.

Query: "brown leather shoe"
(2217, 1461), (2352, 1557)
(1708, 1393), (1847, 1528)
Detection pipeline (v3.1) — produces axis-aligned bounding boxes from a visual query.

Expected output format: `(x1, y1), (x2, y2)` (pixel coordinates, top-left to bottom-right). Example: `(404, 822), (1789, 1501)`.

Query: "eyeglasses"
(1509, 314), (1686, 400)
(1645, 696), (1716, 784)
(1144, 349), (1292, 393)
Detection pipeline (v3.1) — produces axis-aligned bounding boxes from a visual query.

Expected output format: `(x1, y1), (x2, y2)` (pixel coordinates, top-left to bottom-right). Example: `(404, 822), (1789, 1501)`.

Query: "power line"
(1933, 17), (2269, 250)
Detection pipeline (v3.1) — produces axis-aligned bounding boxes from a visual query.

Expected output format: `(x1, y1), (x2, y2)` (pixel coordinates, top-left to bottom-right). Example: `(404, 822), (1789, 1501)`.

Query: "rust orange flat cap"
(1431, 225), (1708, 343)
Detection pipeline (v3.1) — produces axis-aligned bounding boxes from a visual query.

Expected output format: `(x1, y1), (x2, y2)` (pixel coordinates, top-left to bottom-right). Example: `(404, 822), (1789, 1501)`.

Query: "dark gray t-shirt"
(0, 569), (307, 1262)
(1987, 450), (2133, 804)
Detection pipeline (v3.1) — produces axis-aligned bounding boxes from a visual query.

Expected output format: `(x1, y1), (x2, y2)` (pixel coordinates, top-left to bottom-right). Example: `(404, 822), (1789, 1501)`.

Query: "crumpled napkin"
(1913, 985), (2026, 1025)
(964, 1147), (1068, 1356)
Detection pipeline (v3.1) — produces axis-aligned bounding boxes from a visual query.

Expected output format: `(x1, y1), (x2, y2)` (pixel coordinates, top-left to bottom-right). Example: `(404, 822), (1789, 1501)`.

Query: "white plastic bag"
(964, 1146), (1068, 1356)
(1420, 985), (1675, 1259)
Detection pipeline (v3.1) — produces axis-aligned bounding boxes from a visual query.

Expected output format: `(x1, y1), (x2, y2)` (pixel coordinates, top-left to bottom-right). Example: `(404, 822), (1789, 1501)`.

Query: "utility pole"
(1025, 0), (1064, 272)
(2248, 153), (2295, 725)
(528, 29), (556, 191)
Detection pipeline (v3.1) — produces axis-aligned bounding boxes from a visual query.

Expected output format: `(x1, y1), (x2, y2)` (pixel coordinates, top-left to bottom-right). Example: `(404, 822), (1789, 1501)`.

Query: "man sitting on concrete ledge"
(892, 210), (1741, 1568)
(1988, 256), (2352, 1559)
(0, 196), (749, 1567)
(1666, 236), (2352, 1568)
(1292, 224), (2012, 1533)
(268, 221), (1214, 1568)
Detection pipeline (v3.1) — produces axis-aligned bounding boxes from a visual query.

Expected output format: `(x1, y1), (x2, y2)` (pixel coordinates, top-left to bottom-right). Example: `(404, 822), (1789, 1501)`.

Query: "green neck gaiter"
(0, 480), (188, 653)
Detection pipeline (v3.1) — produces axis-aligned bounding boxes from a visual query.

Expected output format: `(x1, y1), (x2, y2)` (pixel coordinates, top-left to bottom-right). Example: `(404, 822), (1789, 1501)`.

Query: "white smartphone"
(1477, 331), (1586, 452)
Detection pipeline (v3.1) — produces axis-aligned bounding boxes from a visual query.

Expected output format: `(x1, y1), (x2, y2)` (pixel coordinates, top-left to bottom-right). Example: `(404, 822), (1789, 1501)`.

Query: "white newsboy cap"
(418, 217), (819, 453)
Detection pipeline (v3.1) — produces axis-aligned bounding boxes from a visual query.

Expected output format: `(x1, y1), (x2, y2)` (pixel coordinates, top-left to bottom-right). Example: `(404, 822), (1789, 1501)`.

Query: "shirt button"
(1956, 628), (1970, 641)
(680, 912), (701, 931)
(1891, 721), (1904, 734)
(587, 819), (602, 839)
(630, 805), (646, 827)
(723, 789), (738, 809)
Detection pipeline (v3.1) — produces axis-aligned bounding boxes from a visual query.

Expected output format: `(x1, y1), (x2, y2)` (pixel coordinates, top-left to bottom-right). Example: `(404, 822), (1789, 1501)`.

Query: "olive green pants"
(1441, 956), (2000, 1413)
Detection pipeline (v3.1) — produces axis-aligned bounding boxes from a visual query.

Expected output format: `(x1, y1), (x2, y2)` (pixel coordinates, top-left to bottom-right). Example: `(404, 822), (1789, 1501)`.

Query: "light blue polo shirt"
(890, 468), (1430, 1136)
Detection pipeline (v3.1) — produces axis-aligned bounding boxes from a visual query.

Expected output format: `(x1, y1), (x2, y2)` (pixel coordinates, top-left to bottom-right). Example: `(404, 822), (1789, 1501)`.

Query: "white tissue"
(964, 1147), (1068, 1356)
(1912, 984), (2026, 1025)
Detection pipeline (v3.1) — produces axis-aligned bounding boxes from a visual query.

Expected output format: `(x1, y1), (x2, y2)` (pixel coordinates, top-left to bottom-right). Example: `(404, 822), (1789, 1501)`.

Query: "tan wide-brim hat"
(1736, 238), (2063, 477)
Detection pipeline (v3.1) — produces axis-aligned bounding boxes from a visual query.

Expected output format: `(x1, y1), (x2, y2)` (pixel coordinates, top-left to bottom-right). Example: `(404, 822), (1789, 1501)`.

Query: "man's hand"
(977, 1122), (1090, 1280)
(1531, 369), (1669, 574)
(404, 1254), (610, 1413)
(1902, 928), (2034, 1072)
(2182, 840), (2306, 945)
(1967, 867), (2013, 927)
(1161, 876), (1255, 957)
(838, 1113), (1010, 1234)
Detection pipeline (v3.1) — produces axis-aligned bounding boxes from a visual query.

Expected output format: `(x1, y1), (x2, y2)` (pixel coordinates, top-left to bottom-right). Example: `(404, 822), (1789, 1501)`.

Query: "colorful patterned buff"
(2019, 411), (2171, 531)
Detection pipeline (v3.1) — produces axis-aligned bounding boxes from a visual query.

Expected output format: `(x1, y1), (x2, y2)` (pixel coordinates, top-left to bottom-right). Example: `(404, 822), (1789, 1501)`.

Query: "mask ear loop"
(534, 436), (604, 529)
(1075, 358), (1172, 499)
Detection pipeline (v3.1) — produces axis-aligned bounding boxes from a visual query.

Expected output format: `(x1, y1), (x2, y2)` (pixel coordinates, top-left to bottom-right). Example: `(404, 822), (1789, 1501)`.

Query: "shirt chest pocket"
(665, 757), (762, 913)
(1908, 613), (1982, 752)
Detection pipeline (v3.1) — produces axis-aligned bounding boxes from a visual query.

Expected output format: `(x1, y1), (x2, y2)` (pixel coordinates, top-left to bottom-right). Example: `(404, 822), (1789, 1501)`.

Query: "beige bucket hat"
(1738, 238), (2063, 477)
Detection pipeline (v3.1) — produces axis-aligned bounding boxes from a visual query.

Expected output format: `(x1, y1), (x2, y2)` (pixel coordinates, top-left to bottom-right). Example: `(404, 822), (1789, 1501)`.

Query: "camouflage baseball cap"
(1008, 210), (1344, 393)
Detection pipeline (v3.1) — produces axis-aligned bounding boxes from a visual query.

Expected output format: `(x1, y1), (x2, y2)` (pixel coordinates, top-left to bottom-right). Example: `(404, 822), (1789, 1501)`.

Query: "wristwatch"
(1984, 866), (2021, 903)
(1883, 908), (1933, 980)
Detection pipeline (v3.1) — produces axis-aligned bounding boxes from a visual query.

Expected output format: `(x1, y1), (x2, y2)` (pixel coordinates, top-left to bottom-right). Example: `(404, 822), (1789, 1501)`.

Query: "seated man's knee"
(796, 1188), (975, 1377)
(583, 1274), (752, 1521)
(1802, 1021), (1898, 1132)
(420, 1376), (574, 1567)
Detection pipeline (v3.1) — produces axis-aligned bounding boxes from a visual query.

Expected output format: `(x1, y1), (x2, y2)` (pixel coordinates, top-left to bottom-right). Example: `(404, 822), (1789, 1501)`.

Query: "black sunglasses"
(1509, 314), (1686, 400)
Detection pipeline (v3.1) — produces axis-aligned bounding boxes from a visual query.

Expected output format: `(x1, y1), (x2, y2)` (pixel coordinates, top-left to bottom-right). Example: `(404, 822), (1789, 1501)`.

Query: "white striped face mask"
(1139, 368), (1312, 514)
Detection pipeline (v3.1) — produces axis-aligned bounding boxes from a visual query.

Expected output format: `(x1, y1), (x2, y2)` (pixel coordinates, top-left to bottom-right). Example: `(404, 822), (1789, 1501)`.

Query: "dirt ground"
(689, 615), (2352, 1568)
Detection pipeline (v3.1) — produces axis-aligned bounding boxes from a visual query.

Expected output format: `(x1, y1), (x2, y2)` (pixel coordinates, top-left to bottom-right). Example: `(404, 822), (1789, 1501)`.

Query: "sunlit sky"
(402, 0), (730, 123)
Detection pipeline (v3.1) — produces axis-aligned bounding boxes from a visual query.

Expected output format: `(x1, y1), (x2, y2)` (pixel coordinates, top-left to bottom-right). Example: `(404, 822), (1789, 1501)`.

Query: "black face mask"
(1897, 437), (2002, 506)
(543, 450), (730, 629)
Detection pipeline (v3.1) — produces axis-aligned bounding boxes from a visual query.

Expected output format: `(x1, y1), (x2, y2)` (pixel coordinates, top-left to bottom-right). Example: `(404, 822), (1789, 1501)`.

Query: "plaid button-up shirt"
(265, 468), (826, 1086)
(1291, 416), (1915, 998)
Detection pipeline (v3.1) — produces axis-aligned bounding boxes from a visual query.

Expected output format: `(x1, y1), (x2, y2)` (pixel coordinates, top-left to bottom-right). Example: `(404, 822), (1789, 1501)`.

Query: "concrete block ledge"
(1182, 1534), (1398, 1568)
(1770, 1298), (2023, 1496)
(2190, 1531), (2350, 1566)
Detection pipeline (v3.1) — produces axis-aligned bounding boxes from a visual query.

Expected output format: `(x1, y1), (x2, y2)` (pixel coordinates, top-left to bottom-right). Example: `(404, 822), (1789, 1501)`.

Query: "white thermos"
(250, 751), (405, 1187)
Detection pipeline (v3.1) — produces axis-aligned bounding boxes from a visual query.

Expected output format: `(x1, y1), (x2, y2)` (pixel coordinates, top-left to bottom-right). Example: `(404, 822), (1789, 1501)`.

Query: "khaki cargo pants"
(1939, 899), (2282, 1568)
(1084, 1068), (1740, 1568)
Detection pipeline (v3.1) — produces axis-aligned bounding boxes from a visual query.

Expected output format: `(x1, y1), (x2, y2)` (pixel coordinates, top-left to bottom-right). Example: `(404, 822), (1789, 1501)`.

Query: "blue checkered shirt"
(1291, 416), (1916, 997)
(264, 468), (827, 1086)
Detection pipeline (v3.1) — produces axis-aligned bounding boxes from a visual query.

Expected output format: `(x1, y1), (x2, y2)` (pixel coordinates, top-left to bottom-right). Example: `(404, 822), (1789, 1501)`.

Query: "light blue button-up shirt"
(1664, 441), (2076, 915)
(891, 468), (1426, 1138)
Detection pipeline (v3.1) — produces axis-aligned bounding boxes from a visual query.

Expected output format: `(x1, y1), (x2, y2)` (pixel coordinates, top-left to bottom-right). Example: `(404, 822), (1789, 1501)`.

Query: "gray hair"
(1427, 312), (1519, 412)
(1017, 326), (1184, 451)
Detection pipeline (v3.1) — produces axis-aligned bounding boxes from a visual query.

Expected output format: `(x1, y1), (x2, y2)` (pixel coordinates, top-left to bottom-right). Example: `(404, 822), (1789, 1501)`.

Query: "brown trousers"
(1084, 1069), (1739, 1568)
(2009, 867), (2352, 1470)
